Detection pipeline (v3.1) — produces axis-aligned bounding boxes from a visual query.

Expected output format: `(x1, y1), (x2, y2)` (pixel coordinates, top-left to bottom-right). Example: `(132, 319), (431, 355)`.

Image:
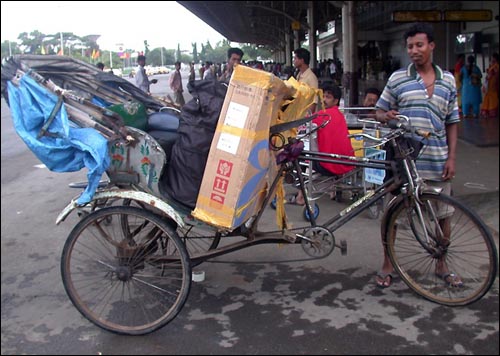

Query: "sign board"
(444, 10), (492, 22)
(393, 10), (493, 23)
(364, 148), (386, 185)
(392, 11), (441, 22)
(291, 21), (301, 31)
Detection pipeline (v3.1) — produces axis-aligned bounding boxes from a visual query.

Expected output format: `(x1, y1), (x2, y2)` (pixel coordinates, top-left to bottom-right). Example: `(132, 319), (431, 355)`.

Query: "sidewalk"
(453, 138), (499, 235)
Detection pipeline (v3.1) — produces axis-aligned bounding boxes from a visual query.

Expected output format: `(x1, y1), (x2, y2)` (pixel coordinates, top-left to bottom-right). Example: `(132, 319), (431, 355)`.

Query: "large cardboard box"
(192, 65), (289, 230)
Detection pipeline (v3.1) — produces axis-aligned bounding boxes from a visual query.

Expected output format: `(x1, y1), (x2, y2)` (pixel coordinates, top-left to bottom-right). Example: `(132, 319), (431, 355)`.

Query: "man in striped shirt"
(374, 23), (461, 289)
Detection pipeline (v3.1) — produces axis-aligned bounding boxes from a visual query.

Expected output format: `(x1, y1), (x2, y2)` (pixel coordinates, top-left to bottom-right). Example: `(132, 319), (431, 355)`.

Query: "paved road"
(1, 78), (498, 355)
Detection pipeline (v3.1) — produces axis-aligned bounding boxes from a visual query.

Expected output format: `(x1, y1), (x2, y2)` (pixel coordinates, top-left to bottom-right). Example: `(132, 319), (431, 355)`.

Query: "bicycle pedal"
(338, 240), (347, 255)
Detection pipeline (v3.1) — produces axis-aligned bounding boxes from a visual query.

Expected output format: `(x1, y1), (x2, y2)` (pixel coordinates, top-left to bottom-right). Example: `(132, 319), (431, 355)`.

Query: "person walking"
(460, 55), (482, 118)
(135, 55), (157, 95)
(169, 61), (185, 107)
(374, 23), (461, 288)
(188, 61), (196, 83)
(480, 52), (499, 119)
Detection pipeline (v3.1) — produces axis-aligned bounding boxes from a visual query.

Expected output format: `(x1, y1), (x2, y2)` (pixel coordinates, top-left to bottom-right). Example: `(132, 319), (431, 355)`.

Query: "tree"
(240, 44), (272, 61)
(191, 42), (198, 63)
(1, 40), (21, 59)
(176, 43), (181, 62)
(148, 48), (176, 66)
(144, 40), (150, 56)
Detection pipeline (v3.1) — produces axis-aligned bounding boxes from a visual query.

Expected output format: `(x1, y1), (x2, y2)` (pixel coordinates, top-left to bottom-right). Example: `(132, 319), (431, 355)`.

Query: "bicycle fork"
(401, 159), (446, 256)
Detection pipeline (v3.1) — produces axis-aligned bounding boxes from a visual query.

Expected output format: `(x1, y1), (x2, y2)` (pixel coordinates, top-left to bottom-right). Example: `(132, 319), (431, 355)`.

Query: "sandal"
(375, 271), (394, 289)
(435, 272), (464, 288)
(285, 193), (305, 206)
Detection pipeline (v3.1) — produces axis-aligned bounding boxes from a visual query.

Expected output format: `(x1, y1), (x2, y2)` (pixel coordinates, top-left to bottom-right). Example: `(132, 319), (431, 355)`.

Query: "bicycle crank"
(300, 226), (335, 258)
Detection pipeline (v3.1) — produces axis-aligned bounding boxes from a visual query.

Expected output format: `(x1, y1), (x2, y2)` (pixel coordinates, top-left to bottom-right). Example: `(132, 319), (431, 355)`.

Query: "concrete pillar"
(342, 1), (359, 107)
(294, 30), (300, 50)
(286, 32), (292, 67)
(308, 1), (317, 70)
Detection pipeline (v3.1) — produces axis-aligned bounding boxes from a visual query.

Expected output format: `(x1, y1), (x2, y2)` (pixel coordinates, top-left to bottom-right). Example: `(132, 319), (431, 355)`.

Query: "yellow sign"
(291, 21), (301, 31)
(444, 10), (492, 22)
(392, 11), (441, 22)
(393, 10), (493, 23)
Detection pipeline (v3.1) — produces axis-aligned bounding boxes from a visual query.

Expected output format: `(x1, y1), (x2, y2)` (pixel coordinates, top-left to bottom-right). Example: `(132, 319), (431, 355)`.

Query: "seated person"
(348, 87), (381, 121)
(289, 84), (355, 205)
(360, 87), (381, 119)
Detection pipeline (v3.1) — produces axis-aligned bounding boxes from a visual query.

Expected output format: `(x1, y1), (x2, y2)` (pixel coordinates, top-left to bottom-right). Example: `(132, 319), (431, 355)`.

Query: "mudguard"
(56, 189), (185, 228)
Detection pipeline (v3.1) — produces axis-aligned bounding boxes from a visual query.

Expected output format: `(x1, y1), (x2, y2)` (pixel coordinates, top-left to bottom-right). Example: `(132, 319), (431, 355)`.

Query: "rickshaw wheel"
(61, 206), (191, 335)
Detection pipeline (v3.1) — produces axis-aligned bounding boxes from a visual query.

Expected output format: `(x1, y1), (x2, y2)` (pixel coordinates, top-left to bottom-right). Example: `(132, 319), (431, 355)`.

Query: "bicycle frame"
(187, 123), (430, 265)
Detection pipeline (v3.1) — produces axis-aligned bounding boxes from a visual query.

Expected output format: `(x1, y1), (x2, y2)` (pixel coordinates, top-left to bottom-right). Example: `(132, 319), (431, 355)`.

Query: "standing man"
(135, 55), (157, 94)
(219, 47), (244, 83)
(374, 23), (460, 288)
(188, 61), (196, 83)
(293, 48), (319, 112)
(169, 61), (185, 107)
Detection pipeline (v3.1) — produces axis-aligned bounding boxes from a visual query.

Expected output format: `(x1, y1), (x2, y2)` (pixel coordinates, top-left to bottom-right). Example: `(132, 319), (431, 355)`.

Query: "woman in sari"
(480, 53), (499, 119)
(460, 55), (482, 118)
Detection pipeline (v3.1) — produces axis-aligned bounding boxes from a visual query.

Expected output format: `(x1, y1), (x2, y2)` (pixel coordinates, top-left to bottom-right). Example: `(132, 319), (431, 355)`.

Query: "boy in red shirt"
(290, 84), (355, 205)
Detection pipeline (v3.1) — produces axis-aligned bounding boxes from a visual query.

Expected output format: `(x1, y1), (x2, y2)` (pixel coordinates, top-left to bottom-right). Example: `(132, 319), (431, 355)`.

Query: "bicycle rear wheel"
(385, 193), (497, 306)
(61, 206), (191, 335)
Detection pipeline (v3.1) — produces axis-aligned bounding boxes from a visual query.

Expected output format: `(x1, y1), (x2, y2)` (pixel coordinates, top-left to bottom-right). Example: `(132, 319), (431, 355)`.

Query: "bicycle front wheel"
(385, 193), (498, 306)
(61, 206), (191, 335)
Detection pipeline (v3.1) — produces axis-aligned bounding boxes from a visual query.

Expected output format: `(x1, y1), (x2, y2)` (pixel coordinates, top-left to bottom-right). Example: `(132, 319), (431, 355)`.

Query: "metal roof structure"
(178, 1), (342, 50)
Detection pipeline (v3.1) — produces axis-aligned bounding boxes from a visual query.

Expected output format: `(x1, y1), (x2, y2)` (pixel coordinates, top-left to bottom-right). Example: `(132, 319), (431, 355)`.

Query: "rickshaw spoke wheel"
(61, 206), (191, 335)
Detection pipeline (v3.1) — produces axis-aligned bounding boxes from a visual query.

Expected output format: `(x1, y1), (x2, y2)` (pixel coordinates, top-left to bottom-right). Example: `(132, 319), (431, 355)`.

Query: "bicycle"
(57, 114), (498, 335)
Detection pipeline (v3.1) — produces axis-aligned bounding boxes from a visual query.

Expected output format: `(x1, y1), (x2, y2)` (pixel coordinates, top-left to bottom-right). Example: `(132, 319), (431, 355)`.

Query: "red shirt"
(312, 106), (355, 175)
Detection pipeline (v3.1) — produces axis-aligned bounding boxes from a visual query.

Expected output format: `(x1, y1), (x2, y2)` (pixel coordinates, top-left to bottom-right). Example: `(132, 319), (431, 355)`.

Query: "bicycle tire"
(61, 206), (192, 335)
(385, 193), (498, 306)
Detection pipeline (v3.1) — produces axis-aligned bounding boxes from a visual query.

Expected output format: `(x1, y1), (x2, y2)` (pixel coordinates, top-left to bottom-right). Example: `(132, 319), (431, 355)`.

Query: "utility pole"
(60, 32), (64, 55)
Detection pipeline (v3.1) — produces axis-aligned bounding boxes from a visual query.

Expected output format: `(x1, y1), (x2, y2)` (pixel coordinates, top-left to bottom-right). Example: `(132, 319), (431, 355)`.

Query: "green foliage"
(1, 29), (273, 69)
(240, 44), (272, 61)
(176, 44), (182, 62)
(192, 42), (198, 63)
(148, 48), (176, 66)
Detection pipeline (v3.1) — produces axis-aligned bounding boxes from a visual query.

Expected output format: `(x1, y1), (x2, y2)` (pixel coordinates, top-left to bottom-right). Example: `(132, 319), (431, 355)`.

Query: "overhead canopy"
(178, 1), (342, 49)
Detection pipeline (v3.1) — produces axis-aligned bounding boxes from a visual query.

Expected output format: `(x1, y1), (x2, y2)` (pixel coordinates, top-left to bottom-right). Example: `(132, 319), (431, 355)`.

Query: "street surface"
(1, 69), (498, 354)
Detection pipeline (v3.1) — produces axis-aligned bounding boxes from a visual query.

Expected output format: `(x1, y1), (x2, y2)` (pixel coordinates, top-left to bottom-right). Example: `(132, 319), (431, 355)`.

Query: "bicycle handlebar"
(387, 115), (432, 139)
(347, 115), (431, 149)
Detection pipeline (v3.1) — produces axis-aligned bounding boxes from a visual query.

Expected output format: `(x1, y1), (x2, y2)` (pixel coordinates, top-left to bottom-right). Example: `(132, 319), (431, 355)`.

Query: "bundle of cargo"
(192, 65), (319, 230)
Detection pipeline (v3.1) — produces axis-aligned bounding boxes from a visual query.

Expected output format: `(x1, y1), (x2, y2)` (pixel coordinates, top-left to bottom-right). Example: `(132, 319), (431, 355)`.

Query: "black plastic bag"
(162, 80), (228, 208)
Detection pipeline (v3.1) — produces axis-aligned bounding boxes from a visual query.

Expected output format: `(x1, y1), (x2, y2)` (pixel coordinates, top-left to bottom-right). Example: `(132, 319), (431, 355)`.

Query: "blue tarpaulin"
(7, 74), (110, 205)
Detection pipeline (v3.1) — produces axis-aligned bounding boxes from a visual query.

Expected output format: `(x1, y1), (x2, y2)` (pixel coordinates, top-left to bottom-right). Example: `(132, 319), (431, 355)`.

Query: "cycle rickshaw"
(2, 55), (497, 336)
